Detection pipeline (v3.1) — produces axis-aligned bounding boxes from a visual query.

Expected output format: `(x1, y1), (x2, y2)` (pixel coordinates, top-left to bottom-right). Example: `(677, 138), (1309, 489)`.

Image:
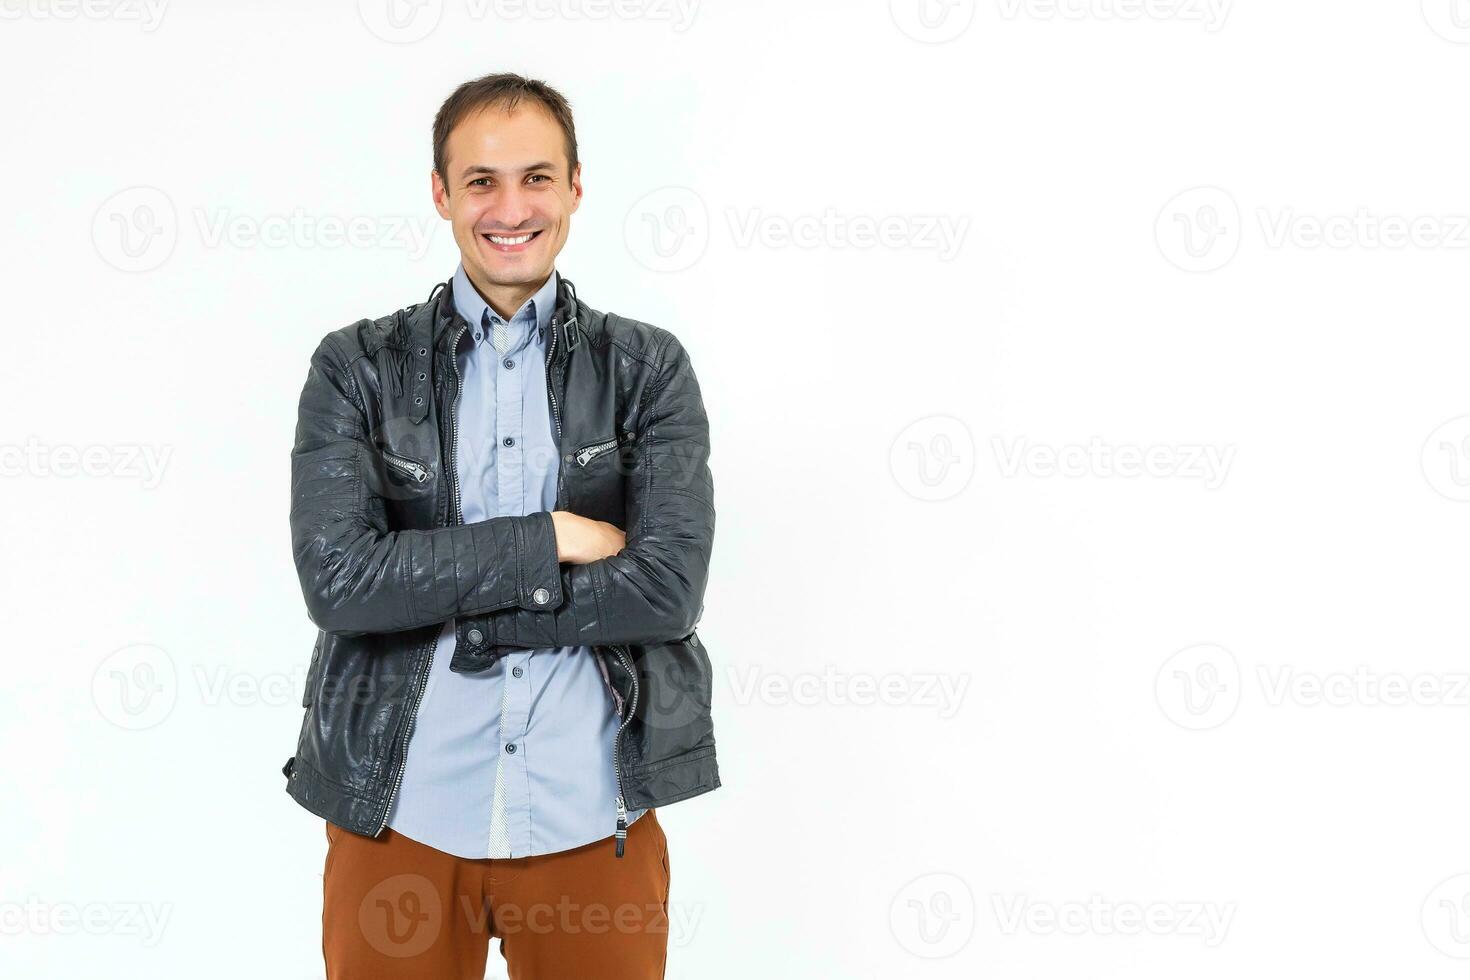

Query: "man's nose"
(487, 186), (536, 230)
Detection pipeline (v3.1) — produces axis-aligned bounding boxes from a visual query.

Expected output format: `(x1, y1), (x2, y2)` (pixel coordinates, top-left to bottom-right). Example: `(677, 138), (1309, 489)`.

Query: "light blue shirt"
(384, 264), (644, 858)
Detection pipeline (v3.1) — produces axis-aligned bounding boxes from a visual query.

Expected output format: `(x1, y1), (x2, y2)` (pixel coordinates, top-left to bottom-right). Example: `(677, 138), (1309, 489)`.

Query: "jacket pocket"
(571, 435), (621, 468)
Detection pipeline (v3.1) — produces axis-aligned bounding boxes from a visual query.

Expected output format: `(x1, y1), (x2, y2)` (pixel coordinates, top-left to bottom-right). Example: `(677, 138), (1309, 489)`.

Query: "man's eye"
(469, 178), (491, 188)
(527, 175), (549, 184)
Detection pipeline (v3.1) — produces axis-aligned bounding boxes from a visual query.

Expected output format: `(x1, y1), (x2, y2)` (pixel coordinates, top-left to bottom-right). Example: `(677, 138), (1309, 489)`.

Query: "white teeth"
(487, 232), (535, 245)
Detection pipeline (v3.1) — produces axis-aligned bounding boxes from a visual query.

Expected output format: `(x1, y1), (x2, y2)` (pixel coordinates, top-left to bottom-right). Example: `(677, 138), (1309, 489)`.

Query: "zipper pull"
(615, 796), (628, 858)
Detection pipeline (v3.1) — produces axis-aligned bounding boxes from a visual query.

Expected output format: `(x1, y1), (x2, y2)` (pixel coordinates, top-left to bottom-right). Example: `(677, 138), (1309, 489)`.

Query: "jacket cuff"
(514, 511), (562, 612)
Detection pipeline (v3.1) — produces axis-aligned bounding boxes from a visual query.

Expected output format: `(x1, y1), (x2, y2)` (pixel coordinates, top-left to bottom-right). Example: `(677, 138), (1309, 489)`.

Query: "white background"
(4, 0), (1470, 977)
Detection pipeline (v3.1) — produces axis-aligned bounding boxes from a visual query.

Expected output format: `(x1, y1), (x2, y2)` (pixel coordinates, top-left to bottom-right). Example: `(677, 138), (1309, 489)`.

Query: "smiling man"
(283, 73), (719, 978)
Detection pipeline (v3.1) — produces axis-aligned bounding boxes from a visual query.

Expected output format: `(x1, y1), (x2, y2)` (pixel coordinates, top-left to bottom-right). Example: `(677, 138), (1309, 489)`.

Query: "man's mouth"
(481, 230), (542, 253)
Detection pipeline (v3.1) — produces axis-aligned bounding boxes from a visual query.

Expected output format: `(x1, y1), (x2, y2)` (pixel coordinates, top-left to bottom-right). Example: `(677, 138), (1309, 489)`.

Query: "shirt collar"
(450, 263), (559, 349)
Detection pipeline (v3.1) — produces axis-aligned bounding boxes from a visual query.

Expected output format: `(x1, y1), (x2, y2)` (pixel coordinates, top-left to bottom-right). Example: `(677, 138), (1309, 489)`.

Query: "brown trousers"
(322, 809), (669, 979)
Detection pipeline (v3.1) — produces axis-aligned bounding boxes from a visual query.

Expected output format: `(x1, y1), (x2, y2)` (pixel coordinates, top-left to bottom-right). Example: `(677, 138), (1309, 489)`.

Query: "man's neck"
(465, 267), (554, 321)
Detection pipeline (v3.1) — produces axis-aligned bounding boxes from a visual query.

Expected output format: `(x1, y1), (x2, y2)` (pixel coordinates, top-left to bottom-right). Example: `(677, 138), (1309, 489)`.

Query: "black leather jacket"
(281, 275), (719, 853)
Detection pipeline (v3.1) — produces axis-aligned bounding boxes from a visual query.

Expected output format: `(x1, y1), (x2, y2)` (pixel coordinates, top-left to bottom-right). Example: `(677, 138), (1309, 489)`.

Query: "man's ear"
(431, 171), (452, 220)
(569, 163), (583, 215)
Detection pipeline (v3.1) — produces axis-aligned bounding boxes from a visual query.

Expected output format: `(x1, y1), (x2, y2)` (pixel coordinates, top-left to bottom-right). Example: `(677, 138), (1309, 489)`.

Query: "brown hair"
(432, 73), (578, 191)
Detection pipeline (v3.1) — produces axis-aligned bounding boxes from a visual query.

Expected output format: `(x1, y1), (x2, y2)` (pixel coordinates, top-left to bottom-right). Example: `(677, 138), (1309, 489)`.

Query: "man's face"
(432, 103), (581, 290)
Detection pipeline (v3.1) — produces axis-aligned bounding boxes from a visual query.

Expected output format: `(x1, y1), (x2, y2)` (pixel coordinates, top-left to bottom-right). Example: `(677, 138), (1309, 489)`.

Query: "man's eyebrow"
(460, 162), (558, 180)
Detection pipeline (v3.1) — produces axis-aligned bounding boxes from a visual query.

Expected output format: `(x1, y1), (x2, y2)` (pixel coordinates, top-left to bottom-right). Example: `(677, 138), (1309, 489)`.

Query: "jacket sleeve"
(487, 333), (715, 649)
(289, 334), (563, 636)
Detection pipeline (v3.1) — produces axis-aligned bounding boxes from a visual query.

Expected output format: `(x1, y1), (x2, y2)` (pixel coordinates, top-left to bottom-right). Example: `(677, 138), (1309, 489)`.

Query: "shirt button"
(532, 587), (551, 605)
(505, 743), (517, 754)
(512, 665), (523, 678)
(467, 628), (483, 644)
(503, 437), (515, 448)
(503, 358), (514, 369)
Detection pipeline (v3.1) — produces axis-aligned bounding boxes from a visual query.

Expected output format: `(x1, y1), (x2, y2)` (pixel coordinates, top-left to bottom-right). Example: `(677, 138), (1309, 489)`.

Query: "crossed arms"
(288, 330), (714, 647)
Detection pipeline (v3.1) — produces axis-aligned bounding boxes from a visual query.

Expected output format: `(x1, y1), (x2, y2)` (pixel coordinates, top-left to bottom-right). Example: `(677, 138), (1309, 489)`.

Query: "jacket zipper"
(574, 438), (618, 467)
(545, 305), (638, 858)
(382, 449), (429, 484)
(377, 320), (468, 836)
(611, 643), (640, 857)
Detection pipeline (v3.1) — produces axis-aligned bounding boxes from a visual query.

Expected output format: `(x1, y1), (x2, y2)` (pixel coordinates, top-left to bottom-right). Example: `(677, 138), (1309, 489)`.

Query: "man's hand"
(550, 511), (626, 565)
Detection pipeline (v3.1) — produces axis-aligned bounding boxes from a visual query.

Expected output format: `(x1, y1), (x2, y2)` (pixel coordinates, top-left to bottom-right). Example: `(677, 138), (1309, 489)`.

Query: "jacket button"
(467, 628), (483, 644)
(532, 587), (550, 605)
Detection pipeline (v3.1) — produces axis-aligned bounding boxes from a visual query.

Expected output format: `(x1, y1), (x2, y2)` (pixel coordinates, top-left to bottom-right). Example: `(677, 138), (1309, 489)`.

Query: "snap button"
(467, 628), (483, 644)
(532, 587), (550, 605)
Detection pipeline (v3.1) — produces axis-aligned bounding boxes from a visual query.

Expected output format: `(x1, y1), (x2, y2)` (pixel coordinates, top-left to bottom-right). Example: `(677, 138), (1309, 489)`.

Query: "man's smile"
(482, 229), (542, 252)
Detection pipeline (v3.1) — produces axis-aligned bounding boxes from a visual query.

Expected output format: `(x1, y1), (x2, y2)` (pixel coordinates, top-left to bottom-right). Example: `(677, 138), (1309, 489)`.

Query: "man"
(282, 73), (719, 978)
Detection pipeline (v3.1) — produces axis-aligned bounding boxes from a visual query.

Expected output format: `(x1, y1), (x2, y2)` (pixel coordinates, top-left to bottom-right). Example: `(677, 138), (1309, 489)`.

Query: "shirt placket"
(490, 307), (535, 857)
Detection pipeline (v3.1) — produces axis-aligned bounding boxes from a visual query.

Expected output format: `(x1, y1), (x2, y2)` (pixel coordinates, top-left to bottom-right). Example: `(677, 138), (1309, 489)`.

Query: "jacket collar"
(399, 272), (582, 426)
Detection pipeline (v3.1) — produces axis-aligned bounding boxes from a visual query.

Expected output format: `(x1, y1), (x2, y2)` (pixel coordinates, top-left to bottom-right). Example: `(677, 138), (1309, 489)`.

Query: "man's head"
(431, 73), (582, 308)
